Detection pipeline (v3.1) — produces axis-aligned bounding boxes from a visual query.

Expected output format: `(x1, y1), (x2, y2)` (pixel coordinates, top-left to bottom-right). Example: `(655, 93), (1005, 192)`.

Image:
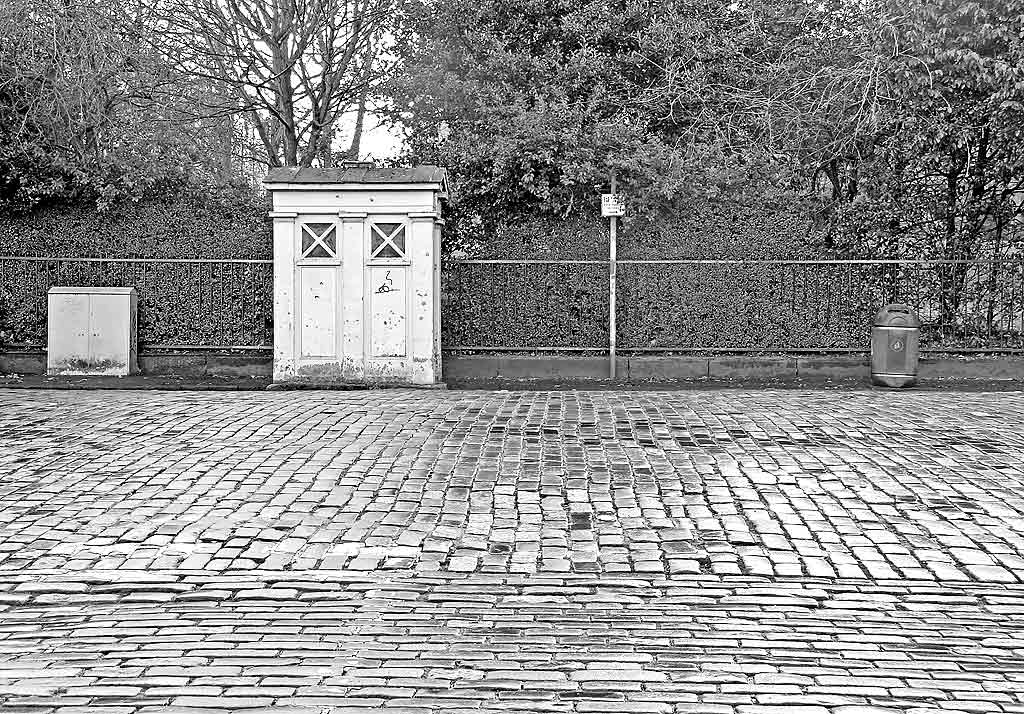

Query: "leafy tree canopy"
(0, 0), (239, 211)
(389, 0), (1024, 261)
(389, 0), (857, 216)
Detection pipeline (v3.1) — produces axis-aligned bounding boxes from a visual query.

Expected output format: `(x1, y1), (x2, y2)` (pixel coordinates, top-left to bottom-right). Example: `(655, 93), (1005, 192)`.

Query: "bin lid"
(874, 303), (921, 328)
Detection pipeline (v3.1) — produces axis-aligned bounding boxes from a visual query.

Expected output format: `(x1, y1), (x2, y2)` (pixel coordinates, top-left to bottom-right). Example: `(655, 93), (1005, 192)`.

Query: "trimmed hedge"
(443, 260), (1024, 351)
(447, 197), (818, 261)
(0, 193), (271, 259)
(442, 262), (608, 349)
(440, 262), (881, 350)
(440, 197), (828, 349)
(0, 259), (273, 347)
(6, 192), (1016, 353)
(0, 192), (274, 347)
(618, 201), (818, 260)
(616, 262), (881, 350)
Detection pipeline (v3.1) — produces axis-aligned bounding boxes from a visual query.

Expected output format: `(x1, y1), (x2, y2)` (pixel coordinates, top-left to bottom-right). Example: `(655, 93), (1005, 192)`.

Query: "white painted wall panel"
(368, 266), (407, 358)
(272, 189), (437, 214)
(340, 215), (366, 371)
(299, 267), (338, 358)
(272, 212), (298, 380)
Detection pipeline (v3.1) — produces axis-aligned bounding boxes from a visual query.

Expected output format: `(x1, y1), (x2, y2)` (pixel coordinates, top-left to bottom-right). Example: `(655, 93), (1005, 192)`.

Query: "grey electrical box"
(47, 287), (139, 376)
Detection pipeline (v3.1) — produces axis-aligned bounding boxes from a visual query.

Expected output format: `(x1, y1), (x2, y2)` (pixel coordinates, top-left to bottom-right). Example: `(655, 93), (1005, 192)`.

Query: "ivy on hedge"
(0, 190), (271, 259)
(0, 190), (273, 347)
(441, 263), (608, 348)
(439, 197), (835, 349)
(4, 190), (1012, 352)
(0, 260), (273, 348)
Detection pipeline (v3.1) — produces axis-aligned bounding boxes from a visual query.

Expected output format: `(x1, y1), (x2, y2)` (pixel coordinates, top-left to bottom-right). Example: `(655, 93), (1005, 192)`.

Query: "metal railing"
(0, 257), (274, 349)
(441, 259), (1024, 352)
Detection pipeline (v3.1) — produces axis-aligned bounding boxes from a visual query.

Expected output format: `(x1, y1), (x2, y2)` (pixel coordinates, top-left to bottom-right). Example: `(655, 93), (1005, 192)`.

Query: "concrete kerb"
(627, 355), (709, 380)
(0, 350), (45, 375)
(0, 348), (273, 378)
(445, 353), (1024, 384)
(5, 349), (1024, 386)
(919, 355), (1024, 380)
(708, 355), (799, 379)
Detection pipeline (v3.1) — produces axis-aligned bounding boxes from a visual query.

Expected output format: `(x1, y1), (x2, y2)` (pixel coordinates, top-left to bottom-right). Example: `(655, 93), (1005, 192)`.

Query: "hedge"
(440, 262), (881, 350)
(440, 197), (831, 349)
(0, 193), (273, 347)
(442, 260), (1024, 351)
(4, 193), (1018, 352)
(615, 262), (882, 350)
(448, 196), (818, 261)
(0, 193), (271, 259)
(441, 262), (608, 349)
(0, 259), (273, 347)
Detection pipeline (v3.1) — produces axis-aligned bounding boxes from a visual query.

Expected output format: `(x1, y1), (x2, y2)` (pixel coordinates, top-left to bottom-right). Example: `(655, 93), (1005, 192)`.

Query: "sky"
(352, 111), (404, 163)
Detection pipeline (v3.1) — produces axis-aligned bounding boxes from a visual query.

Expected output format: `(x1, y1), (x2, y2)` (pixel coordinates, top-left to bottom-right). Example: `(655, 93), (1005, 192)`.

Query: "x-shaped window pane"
(301, 223), (336, 258)
(370, 223), (406, 259)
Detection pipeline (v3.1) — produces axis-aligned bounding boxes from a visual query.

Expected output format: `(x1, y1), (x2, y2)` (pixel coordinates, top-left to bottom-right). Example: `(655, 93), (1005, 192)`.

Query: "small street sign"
(601, 193), (625, 217)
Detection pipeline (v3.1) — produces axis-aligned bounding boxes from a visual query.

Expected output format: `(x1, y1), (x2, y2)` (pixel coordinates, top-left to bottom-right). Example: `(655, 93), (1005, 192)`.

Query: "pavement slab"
(2, 388), (1024, 712)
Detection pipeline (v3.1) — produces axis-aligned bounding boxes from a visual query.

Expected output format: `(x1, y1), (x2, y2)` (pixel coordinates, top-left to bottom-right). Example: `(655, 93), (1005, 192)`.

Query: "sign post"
(601, 176), (624, 380)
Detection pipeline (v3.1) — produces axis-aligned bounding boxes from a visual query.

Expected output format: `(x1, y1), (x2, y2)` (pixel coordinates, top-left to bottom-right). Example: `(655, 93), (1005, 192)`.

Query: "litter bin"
(871, 303), (920, 387)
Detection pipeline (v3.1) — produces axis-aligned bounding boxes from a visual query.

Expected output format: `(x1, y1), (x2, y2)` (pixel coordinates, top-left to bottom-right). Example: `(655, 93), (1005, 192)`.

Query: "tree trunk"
(345, 51), (373, 161)
(219, 113), (233, 183)
(321, 123), (333, 167)
(346, 96), (368, 161)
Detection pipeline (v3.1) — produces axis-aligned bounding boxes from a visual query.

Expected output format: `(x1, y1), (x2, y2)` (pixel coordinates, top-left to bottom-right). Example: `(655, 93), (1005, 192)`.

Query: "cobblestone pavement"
(2, 388), (1024, 712)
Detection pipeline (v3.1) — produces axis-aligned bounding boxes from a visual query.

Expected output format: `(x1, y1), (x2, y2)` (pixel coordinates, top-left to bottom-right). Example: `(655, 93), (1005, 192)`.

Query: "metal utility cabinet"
(47, 286), (139, 376)
(264, 166), (448, 386)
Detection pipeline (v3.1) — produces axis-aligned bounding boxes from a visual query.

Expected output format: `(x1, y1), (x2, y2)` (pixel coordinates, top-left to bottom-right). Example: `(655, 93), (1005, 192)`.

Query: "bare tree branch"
(154, 0), (396, 167)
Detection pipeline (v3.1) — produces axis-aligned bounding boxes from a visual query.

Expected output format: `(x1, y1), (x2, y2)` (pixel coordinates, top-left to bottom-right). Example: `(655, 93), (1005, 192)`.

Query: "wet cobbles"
(0, 387), (1024, 581)
(3, 388), (1024, 712)
(1, 572), (1024, 712)
(0, 389), (1023, 580)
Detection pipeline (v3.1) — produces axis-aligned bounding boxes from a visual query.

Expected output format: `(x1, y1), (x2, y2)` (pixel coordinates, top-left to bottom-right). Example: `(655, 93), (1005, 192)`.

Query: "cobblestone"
(3, 388), (1024, 712)
(2, 389), (1024, 580)
(0, 573), (1022, 711)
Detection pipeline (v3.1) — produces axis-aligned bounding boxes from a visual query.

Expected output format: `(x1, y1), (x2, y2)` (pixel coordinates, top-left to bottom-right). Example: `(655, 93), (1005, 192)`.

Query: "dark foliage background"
(1, 260), (273, 347)
(0, 191), (270, 259)
(439, 195), (834, 349)
(0, 191), (272, 347)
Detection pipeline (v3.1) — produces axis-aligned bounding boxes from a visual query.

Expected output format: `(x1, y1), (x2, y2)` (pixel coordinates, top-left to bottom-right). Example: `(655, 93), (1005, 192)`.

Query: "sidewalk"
(0, 373), (273, 391)
(2, 371), (1023, 391)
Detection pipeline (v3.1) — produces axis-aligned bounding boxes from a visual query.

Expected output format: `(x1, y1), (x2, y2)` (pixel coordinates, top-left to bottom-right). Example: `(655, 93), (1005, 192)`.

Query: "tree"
(820, 0), (1024, 328)
(389, 0), (842, 220)
(390, 0), (1024, 253)
(156, 0), (397, 168)
(0, 0), (247, 210)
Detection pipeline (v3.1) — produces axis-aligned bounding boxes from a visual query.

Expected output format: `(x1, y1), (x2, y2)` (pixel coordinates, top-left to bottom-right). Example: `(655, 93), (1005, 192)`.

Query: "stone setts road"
(1, 389), (1023, 713)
